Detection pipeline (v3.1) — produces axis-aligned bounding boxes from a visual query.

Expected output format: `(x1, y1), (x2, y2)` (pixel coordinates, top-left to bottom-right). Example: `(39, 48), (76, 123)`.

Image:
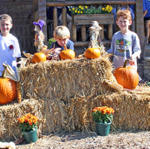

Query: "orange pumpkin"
(31, 52), (47, 63)
(60, 49), (75, 60)
(113, 60), (139, 89)
(0, 78), (17, 104)
(84, 48), (100, 59)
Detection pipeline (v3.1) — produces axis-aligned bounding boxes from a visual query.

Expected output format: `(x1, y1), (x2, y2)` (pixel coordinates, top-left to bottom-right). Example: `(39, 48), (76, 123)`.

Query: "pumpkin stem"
(64, 44), (67, 50)
(123, 59), (129, 68)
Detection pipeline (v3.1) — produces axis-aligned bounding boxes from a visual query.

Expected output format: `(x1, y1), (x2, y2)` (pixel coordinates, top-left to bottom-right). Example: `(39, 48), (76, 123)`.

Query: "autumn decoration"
(113, 60), (139, 89)
(0, 64), (21, 104)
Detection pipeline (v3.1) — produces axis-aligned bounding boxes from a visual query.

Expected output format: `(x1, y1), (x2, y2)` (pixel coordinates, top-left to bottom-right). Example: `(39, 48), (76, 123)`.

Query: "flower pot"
(22, 128), (38, 143)
(95, 122), (111, 136)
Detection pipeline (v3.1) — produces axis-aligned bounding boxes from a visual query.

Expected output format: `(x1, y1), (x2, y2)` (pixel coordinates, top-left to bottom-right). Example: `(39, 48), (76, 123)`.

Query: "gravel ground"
(16, 131), (150, 149)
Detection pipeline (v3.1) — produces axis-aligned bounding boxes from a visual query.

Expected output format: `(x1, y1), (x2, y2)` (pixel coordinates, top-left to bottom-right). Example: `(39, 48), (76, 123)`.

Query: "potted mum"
(92, 106), (114, 136)
(17, 113), (38, 143)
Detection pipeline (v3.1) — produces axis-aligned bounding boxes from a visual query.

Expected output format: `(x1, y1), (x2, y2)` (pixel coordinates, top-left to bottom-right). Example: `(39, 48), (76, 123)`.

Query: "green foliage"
(92, 106), (114, 124)
(19, 122), (37, 132)
(68, 5), (113, 15)
(48, 38), (56, 48)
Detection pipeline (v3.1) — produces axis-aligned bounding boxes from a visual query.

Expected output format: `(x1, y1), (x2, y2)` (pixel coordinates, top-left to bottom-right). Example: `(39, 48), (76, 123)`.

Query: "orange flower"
(92, 106), (114, 123)
(17, 113), (39, 131)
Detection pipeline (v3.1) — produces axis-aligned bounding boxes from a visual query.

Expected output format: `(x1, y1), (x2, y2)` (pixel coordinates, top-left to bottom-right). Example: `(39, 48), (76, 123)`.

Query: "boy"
(107, 9), (141, 70)
(143, 0), (150, 43)
(0, 14), (21, 76)
(43, 25), (74, 60)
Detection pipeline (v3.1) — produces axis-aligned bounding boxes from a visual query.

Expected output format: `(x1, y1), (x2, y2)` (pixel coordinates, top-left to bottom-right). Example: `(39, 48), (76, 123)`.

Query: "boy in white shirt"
(0, 14), (21, 76)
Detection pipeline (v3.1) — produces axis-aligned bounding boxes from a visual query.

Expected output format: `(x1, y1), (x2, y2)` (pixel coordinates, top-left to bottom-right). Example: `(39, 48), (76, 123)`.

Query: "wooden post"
(108, 24), (113, 40)
(136, 0), (145, 58)
(100, 25), (104, 40)
(38, 0), (47, 41)
(81, 25), (86, 41)
(72, 24), (77, 42)
(62, 7), (67, 26)
(53, 7), (58, 29)
(32, 0), (38, 21)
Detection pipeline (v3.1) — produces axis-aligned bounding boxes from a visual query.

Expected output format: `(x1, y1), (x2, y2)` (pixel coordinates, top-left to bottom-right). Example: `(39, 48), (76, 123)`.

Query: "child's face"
(56, 38), (69, 48)
(0, 20), (12, 36)
(116, 17), (132, 33)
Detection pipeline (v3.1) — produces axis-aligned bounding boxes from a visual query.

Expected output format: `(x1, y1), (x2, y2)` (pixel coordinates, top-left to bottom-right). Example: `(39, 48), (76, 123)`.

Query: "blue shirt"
(107, 30), (141, 69)
(112, 5), (135, 21)
(50, 39), (74, 50)
(143, 0), (150, 18)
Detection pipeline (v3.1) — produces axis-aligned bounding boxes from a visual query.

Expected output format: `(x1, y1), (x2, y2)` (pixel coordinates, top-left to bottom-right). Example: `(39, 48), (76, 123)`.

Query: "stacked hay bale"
(20, 56), (118, 100)
(0, 99), (44, 141)
(19, 57), (122, 133)
(1, 56), (150, 141)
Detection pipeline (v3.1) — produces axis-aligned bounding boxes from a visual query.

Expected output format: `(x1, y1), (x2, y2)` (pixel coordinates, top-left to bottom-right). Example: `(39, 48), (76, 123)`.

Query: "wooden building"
(0, 0), (149, 79)
(0, 0), (145, 53)
(0, 0), (34, 53)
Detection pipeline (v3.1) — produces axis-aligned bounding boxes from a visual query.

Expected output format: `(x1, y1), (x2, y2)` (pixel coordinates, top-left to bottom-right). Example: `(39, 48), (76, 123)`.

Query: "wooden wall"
(0, 0), (34, 53)
(0, 0), (145, 56)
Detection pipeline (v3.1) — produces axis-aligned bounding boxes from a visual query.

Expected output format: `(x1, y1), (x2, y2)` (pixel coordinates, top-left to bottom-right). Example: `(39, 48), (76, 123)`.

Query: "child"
(43, 25), (74, 60)
(107, 9), (141, 70)
(0, 14), (21, 76)
(143, 0), (150, 43)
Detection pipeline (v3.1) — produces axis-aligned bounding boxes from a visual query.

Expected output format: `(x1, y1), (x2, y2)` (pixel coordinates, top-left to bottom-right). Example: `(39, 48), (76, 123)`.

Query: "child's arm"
(129, 34), (141, 65)
(131, 34), (141, 59)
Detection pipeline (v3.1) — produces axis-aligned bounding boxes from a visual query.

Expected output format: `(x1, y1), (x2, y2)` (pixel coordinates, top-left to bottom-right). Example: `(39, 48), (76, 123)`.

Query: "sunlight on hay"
(0, 99), (44, 141)
(20, 57), (122, 100)
(1, 56), (150, 141)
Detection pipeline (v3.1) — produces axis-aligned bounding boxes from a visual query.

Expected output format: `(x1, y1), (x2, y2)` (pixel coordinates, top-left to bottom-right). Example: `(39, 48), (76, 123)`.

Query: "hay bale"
(1, 57), (150, 141)
(64, 85), (150, 131)
(0, 99), (44, 141)
(20, 57), (121, 100)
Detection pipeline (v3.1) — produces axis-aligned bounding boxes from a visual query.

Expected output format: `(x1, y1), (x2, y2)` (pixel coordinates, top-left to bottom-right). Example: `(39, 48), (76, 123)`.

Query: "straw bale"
(68, 85), (150, 131)
(0, 99), (44, 141)
(19, 58), (150, 132)
(20, 57), (122, 100)
(1, 57), (150, 141)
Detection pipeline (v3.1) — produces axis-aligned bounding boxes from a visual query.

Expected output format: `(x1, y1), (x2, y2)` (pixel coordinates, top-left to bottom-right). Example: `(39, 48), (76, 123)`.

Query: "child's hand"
(54, 48), (61, 53)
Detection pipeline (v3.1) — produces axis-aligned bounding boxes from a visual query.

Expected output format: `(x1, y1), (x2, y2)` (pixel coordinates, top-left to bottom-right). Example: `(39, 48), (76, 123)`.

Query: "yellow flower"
(79, 5), (82, 9)
(102, 8), (105, 11)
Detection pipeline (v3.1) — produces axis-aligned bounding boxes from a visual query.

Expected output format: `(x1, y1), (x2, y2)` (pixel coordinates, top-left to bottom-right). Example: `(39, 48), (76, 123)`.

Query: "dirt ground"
(16, 130), (150, 149)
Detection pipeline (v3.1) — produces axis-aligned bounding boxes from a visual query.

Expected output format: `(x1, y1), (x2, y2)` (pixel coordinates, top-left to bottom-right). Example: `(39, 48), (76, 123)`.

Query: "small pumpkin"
(113, 60), (139, 89)
(0, 77), (17, 104)
(84, 48), (100, 59)
(31, 52), (47, 63)
(60, 49), (75, 60)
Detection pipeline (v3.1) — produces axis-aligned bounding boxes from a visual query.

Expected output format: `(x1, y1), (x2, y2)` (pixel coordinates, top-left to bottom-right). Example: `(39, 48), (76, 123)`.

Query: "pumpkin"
(60, 49), (75, 60)
(31, 52), (47, 63)
(0, 77), (17, 104)
(113, 60), (139, 89)
(84, 48), (100, 59)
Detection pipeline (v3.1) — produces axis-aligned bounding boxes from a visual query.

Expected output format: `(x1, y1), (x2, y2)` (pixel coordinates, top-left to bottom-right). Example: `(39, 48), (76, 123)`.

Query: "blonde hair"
(0, 14), (12, 23)
(53, 26), (70, 39)
(116, 9), (132, 21)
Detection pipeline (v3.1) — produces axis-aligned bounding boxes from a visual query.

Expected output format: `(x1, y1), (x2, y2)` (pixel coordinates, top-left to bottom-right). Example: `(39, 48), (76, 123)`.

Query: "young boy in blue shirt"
(107, 9), (141, 70)
(43, 25), (74, 60)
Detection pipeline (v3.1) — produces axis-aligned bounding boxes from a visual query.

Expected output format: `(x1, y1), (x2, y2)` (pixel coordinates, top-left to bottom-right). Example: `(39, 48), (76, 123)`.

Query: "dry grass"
(1, 54), (150, 142)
